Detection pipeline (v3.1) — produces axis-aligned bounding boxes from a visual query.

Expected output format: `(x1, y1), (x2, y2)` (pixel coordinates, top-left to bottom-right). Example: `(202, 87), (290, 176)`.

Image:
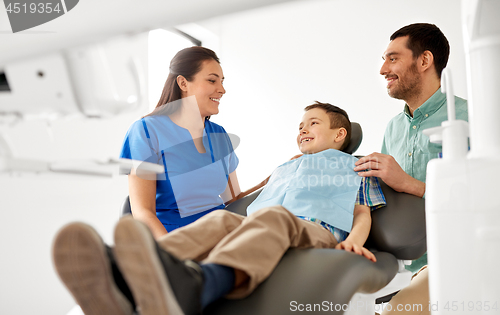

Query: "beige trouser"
(381, 266), (429, 315)
(156, 206), (338, 298)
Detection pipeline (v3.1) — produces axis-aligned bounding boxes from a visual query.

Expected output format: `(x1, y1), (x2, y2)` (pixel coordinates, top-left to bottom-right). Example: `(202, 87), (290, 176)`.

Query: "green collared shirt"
(381, 89), (468, 273)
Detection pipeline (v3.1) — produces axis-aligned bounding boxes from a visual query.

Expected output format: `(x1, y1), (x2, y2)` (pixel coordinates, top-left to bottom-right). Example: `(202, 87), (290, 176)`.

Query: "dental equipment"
(424, 0), (500, 313)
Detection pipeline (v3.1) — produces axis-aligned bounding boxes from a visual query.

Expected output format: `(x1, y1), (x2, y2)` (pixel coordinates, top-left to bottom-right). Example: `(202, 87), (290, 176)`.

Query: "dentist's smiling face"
(380, 36), (422, 102)
(297, 108), (342, 154)
(182, 59), (226, 117)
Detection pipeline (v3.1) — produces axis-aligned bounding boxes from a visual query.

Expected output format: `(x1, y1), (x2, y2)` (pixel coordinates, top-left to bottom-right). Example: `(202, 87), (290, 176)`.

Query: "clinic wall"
(198, 0), (466, 190)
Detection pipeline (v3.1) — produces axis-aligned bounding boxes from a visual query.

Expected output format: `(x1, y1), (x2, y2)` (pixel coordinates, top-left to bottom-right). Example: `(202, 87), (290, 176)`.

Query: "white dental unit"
(425, 0), (500, 313)
(0, 0), (292, 176)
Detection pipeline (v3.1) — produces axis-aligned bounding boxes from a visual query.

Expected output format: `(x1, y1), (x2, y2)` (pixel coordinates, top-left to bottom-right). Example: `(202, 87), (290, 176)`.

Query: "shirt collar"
(404, 89), (446, 119)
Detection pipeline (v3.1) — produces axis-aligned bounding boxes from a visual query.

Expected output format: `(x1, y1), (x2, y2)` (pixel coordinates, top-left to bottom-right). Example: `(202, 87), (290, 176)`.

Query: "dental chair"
(121, 122), (426, 314)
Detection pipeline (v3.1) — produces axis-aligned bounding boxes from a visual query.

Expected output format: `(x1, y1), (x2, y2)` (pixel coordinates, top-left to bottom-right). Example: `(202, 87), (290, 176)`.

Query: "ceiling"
(0, 0), (297, 67)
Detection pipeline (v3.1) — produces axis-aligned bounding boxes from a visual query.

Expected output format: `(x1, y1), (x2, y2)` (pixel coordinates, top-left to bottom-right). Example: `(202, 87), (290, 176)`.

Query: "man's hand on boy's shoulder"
(335, 240), (377, 262)
(354, 152), (426, 198)
(354, 152), (406, 186)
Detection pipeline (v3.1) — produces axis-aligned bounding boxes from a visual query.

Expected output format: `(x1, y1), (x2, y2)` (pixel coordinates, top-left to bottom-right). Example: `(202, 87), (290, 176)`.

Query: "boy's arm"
(335, 204), (376, 262)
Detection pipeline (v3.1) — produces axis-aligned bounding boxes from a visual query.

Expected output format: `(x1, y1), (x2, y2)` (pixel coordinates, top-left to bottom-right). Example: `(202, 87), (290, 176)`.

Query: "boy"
(53, 102), (386, 315)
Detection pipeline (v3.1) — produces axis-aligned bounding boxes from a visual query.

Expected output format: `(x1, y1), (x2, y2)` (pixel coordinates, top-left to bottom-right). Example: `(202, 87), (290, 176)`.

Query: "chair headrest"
(342, 122), (362, 155)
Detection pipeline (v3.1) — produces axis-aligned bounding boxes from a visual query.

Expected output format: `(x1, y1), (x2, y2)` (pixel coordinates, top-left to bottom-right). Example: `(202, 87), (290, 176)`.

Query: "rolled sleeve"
(355, 176), (386, 210)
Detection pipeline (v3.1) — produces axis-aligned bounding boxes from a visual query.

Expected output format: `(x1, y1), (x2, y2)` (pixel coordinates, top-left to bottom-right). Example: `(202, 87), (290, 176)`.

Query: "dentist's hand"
(354, 152), (425, 198)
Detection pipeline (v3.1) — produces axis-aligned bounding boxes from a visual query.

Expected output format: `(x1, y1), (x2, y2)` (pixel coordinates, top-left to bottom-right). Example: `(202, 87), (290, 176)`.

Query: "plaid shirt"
(297, 176), (386, 242)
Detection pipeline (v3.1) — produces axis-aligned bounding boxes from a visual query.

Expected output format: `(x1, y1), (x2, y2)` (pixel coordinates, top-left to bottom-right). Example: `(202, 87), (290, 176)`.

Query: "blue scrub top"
(120, 115), (239, 232)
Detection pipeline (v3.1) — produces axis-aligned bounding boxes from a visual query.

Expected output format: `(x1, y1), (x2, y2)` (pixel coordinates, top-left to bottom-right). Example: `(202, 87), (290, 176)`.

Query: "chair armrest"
(224, 188), (262, 216)
(121, 195), (132, 217)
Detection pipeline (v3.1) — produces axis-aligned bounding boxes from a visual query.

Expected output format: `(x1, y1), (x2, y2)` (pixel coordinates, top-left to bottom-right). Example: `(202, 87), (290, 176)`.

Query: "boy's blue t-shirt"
(247, 149), (361, 232)
(120, 115), (239, 224)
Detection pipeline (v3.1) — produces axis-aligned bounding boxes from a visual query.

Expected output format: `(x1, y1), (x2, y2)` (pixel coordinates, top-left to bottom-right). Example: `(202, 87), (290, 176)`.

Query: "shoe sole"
(114, 217), (184, 315)
(52, 222), (133, 315)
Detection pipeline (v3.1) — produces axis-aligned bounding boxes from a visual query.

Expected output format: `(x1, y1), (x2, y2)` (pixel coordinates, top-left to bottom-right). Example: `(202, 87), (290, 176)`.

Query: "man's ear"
(177, 75), (189, 92)
(334, 128), (348, 143)
(420, 50), (434, 73)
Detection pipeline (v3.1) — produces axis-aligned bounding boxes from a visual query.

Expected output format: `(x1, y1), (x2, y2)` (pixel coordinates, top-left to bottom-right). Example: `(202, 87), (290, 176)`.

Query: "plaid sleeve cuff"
(355, 176), (386, 210)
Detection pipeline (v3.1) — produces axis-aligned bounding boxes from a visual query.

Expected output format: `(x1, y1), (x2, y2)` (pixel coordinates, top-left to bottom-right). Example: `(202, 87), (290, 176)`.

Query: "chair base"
(344, 262), (412, 315)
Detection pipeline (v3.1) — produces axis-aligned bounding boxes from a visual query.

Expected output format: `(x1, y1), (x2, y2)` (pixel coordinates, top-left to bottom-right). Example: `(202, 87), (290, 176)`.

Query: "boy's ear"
(334, 127), (348, 143)
(177, 75), (189, 92)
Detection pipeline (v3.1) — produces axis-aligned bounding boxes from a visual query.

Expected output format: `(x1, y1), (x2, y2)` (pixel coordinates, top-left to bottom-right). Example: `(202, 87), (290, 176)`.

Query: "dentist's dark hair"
(147, 46), (220, 118)
(390, 23), (450, 78)
(304, 101), (351, 151)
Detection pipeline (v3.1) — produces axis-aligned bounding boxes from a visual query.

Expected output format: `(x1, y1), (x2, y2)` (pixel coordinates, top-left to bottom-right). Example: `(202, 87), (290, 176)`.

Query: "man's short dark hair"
(391, 23), (450, 78)
(304, 101), (351, 151)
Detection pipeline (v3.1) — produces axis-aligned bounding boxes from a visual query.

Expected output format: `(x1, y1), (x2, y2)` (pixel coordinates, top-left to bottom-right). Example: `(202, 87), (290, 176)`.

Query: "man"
(354, 23), (468, 314)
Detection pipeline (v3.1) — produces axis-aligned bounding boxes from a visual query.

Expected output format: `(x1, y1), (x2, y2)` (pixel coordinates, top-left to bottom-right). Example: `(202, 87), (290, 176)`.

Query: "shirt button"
(412, 125), (417, 130)
(408, 152), (412, 157)
(425, 114), (429, 117)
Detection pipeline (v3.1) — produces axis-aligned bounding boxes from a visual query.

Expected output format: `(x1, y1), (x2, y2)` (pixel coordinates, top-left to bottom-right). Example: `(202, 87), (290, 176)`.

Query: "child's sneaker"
(114, 216), (203, 315)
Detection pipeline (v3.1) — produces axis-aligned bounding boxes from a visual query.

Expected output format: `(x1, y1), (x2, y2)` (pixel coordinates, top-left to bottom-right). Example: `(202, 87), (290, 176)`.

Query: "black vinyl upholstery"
(206, 250), (398, 314)
(343, 122), (362, 155)
(121, 195), (132, 217)
(366, 179), (426, 260)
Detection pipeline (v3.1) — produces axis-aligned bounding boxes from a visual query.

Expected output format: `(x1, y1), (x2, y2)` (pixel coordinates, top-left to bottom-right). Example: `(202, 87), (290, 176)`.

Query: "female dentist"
(120, 46), (243, 238)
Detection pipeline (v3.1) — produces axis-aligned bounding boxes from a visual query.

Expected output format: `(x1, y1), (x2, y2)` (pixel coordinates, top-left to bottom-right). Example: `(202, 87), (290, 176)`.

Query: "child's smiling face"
(297, 108), (346, 154)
